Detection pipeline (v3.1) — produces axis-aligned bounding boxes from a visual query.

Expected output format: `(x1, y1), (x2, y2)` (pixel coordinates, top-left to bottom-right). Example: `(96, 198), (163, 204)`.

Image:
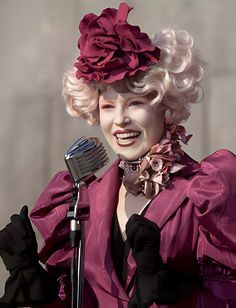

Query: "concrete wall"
(1, 0), (236, 298)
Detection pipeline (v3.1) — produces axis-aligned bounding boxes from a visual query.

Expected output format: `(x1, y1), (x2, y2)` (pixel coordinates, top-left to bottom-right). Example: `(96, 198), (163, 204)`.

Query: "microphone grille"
(65, 137), (109, 184)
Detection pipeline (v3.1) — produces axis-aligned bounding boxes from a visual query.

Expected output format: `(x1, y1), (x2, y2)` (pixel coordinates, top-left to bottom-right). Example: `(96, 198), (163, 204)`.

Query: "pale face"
(99, 87), (165, 161)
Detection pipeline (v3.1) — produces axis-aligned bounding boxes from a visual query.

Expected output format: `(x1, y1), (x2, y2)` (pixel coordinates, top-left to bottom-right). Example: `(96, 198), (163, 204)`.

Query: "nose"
(114, 107), (131, 126)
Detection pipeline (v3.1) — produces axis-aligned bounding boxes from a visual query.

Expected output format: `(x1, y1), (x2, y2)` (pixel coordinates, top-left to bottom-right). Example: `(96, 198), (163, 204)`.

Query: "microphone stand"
(64, 137), (109, 308)
(69, 183), (90, 308)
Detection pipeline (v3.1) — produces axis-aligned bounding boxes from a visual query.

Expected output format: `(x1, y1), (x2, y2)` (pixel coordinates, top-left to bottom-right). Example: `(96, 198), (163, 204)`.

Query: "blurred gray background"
(1, 0), (236, 297)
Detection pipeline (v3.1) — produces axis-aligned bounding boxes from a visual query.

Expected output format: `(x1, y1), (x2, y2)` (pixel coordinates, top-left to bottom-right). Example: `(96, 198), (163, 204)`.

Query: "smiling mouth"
(114, 131), (141, 146)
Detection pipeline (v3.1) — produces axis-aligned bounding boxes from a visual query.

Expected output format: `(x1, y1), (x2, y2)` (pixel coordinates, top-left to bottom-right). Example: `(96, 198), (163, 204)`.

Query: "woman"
(1, 3), (236, 308)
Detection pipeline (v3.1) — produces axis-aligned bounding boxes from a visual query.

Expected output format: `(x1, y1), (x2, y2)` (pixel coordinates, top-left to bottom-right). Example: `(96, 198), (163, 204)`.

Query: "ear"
(88, 109), (100, 126)
(164, 109), (173, 125)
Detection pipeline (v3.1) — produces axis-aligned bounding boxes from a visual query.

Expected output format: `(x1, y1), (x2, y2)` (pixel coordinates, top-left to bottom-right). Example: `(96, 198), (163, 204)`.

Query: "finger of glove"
(127, 225), (153, 251)
(126, 216), (159, 248)
(0, 227), (22, 255)
(20, 205), (36, 239)
(4, 223), (26, 254)
(126, 214), (144, 231)
(134, 215), (160, 233)
(10, 213), (27, 238)
(137, 216), (159, 238)
(126, 215), (147, 240)
(126, 222), (146, 248)
(133, 229), (160, 254)
(132, 227), (151, 251)
(0, 229), (13, 253)
(0, 208), (28, 253)
(20, 206), (38, 254)
(126, 214), (160, 235)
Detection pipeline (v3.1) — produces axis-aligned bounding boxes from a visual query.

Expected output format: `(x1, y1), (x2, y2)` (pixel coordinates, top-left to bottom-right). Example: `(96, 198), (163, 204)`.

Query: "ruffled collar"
(119, 124), (192, 199)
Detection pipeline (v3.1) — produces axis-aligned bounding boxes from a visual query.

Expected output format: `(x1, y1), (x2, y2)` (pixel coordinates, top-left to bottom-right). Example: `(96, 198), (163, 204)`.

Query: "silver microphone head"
(64, 137), (109, 184)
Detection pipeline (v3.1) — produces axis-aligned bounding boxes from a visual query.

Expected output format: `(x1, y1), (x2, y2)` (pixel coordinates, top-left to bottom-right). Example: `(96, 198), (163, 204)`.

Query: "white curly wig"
(62, 28), (205, 125)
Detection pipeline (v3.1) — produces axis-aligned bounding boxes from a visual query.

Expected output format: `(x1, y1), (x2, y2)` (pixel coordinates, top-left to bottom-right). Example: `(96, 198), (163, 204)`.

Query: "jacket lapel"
(145, 177), (188, 228)
(86, 160), (129, 301)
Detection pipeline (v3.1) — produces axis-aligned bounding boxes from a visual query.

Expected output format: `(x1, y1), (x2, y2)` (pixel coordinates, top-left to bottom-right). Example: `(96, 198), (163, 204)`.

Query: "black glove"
(126, 214), (162, 274)
(0, 206), (59, 307)
(126, 214), (194, 308)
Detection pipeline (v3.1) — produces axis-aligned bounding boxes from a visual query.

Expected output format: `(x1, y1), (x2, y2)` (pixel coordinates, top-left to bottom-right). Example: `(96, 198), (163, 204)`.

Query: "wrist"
(9, 259), (40, 275)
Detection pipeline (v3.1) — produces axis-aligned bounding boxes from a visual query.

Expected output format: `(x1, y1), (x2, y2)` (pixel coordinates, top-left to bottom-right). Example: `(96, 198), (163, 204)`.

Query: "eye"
(99, 103), (114, 110)
(128, 100), (144, 107)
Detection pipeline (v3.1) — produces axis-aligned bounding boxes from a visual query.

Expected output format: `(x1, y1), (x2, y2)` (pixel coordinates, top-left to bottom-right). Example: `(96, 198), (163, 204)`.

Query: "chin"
(118, 154), (140, 161)
(112, 141), (151, 161)
(117, 149), (149, 161)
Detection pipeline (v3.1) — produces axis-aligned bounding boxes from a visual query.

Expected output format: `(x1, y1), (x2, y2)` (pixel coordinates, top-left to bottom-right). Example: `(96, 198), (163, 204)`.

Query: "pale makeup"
(99, 87), (165, 161)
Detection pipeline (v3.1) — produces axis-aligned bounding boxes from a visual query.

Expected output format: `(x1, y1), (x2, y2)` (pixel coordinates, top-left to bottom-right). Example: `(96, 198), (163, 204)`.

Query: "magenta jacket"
(30, 149), (236, 307)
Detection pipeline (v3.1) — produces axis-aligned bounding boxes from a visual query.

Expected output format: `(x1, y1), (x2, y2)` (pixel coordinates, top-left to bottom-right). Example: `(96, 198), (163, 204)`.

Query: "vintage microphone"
(64, 137), (109, 308)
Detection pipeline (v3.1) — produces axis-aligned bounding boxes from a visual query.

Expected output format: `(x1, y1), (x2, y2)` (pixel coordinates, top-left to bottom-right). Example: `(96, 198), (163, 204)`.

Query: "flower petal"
(79, 13), (97, 33)
(143, 181), (154, 199)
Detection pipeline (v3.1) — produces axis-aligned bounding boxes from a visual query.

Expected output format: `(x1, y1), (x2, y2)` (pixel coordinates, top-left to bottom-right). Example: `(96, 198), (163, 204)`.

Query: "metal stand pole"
(77, 220), (85, 308)
(69, 184), (89, 308)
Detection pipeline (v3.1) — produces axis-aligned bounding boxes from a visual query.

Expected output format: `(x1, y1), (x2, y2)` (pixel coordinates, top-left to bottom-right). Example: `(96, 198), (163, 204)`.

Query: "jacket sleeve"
(30, 171), (97, 306)
(187, 149), (236, 304)
(30, 171), (72, 305)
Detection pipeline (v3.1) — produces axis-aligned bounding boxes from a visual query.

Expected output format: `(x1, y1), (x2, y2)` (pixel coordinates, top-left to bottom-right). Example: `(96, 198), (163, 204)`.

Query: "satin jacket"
(30, 149), (236, 307)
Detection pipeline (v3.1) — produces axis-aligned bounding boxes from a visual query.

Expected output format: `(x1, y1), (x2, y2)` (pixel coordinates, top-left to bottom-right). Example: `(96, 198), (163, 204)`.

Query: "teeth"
(117, 138), (135, 144)
(115, 132), (140, 145)
(115, 132), (140, 139)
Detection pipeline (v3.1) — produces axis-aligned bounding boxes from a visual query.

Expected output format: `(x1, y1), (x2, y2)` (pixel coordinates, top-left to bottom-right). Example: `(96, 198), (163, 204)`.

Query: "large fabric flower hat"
(74, 2), (160, 84)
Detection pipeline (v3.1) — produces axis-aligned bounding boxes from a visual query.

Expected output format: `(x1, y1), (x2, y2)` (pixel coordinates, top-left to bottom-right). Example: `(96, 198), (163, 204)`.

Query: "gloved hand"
(0, 206), (59, 307)
(126, 214), (194, 308)
(126, 214), (163, 308)
(126, 214), (162, 274)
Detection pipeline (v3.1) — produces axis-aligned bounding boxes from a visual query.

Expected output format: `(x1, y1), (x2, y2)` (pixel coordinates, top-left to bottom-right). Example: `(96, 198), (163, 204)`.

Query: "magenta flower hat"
(74, 2), (161, 84)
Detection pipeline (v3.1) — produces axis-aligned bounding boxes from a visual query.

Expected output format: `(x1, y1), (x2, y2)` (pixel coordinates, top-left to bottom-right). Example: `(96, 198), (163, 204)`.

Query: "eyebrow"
(99, 93), (152, 104)
(99, 99), (116, 104)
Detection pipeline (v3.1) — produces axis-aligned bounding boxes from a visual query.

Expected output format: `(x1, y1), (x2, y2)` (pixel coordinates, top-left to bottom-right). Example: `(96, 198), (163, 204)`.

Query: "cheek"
(140, 112), (165, 144)
(99, 115), (115, 147)
(135, 110), (164, 131)
(99, 112), (110, 133)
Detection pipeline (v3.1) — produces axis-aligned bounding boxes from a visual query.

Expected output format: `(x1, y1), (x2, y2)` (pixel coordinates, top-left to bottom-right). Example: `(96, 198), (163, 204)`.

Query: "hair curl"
(62, 28), (205, 125)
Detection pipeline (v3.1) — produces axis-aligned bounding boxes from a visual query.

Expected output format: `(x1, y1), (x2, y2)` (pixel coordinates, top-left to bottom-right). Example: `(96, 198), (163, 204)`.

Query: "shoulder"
(30, 170), (95, 266)
(186, 150), (236, 267)
(186, 149), (236, 215)
(30, 159), (120, 235)
(31, 170), (73, 214)
(197, 149), (236, 179)
(30, 171), (74, 241)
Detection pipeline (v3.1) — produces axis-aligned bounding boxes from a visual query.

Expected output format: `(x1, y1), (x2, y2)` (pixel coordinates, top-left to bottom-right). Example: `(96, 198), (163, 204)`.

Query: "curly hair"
(62, 28), (205, 125)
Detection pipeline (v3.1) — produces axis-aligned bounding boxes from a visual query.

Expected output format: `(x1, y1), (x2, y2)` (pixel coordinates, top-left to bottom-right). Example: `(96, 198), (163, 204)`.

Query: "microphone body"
(65, 137), (109, 220)
(65, 137), (109, 184)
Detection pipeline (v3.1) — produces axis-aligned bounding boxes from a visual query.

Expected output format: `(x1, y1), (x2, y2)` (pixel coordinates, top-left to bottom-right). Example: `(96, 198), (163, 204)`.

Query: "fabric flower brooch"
(74, 2), (160, 84)
(119, 124), (192, 199)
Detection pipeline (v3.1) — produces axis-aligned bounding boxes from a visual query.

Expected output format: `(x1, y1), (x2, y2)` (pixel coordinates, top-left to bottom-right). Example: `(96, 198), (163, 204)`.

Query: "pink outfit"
(30, 149), (236, 307)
